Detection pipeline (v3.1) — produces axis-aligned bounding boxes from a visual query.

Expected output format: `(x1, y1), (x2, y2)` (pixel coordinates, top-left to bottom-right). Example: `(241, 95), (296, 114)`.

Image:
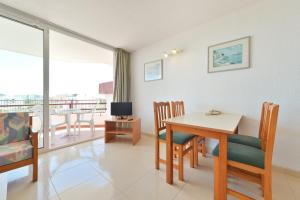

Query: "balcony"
(0, 98), (110, 149)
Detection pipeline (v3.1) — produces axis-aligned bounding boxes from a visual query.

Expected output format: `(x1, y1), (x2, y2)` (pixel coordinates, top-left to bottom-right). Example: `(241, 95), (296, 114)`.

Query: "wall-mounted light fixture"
(163, 49), (182, 58)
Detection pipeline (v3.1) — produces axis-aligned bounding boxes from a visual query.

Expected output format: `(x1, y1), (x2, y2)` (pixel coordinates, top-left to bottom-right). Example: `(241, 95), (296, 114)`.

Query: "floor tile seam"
(171, 183), (186, 200)
(283, 172), (298, 200)
(87, 160), (113, 180)
(108, 187), (131, 200)
(46, 159), (93, 178)
(113, 167), (154, 193)
(77, 142), (106, 149)
(49, 178), (62, 200)
(38, 154), (86, 169)
(87, 155), (154, 180)
(52, 173), (104, 197)
(121, 167), (186, 199)
(49, 160), (101, 193)
(170, 171), (188, 200)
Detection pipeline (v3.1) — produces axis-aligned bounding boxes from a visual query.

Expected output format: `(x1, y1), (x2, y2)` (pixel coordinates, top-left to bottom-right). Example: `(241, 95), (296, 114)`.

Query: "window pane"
(0, 16), (44, 148)
(49, 30), (113, 148)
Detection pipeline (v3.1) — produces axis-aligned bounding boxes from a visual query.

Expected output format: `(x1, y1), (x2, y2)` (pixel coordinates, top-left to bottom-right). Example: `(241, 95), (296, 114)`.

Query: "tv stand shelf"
(104, 118), (141, 145)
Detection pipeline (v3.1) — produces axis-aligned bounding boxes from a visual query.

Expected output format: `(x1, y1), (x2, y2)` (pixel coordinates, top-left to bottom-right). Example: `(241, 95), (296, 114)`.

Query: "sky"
(0, 49), (113, 98)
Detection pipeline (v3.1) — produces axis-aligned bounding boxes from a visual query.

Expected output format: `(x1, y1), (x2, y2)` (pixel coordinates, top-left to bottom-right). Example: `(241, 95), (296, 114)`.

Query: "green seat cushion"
(159, 131), (195, 145)
(212, 142), (265, 169)
(229, 134), (261, 149)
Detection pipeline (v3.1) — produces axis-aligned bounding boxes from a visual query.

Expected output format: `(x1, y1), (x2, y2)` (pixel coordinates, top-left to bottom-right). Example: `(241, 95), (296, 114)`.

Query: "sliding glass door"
(0, 14), (114, 151)
(0, 16), (45, 148)
(48, 30), (113, 149)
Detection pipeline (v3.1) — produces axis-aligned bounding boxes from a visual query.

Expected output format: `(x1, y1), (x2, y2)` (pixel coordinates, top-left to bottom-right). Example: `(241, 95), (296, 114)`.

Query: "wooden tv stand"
(104, 117), (141, 145)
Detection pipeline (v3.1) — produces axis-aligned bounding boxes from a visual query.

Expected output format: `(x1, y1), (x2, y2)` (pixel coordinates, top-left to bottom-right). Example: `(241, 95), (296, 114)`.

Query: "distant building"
(99, 81), (113, 115)
(99, 81), (113, 94)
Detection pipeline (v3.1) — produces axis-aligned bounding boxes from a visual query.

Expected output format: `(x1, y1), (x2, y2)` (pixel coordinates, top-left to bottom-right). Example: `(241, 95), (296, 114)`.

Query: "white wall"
(131, 0), (300, 171)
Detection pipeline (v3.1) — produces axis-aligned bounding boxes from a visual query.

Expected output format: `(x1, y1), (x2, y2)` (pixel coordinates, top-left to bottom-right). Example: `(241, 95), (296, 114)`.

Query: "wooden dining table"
(163, 112), (242, 200)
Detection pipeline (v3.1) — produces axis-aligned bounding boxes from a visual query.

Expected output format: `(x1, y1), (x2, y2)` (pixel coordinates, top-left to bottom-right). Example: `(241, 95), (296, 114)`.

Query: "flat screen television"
(111, 102), (132, 118)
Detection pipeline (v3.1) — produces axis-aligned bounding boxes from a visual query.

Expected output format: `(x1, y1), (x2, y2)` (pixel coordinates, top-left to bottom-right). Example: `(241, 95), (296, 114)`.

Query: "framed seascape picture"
(208, 36), (250, 73)
(144, 59), (163, 81)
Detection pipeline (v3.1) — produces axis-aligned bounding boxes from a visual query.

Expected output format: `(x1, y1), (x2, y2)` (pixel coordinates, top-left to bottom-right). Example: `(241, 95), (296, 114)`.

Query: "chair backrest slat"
(153, 102), (171, 136)
(264, 104), (279, 169)
(171, 101), (185, 117)
(261, 106), (271, 151)
(259, 102), (272, 140)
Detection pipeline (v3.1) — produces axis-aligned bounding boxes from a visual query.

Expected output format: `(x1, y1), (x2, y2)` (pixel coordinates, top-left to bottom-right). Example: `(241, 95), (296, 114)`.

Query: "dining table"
(163, 112), (242, 200)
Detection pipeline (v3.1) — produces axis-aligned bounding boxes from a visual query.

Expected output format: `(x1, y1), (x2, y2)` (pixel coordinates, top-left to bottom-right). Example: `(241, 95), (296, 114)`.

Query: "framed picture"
(208, 36), (250, 73)
(144, 59), (163, 81)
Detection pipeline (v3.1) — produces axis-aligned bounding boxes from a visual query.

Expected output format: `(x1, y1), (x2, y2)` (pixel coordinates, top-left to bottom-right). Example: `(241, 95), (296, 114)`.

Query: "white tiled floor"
(5, 135), (300, 200)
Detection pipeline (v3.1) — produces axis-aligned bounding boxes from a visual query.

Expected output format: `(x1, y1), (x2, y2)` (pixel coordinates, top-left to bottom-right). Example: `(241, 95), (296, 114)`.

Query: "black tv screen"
(111, 102), (132, 116)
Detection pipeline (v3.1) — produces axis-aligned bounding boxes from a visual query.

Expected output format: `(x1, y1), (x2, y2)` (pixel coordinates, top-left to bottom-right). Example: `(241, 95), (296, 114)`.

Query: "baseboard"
(142, 132), (155, 138)
(273, 165), (300, 178)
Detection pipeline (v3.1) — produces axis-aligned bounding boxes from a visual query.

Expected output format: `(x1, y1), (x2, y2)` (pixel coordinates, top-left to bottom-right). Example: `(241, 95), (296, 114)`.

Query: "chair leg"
(76, 122), (78, 134)
(178, 145), (184, 181)
(213, 156), (220, 199)
(32, 161), (38, 182)
(51, 127), (55, 145)
(78, 122), (81, 134)
(32, 134), (38, 182)
(201, 138), (207, 157)
(193, 137), (198, 167)
(92, 120), (95, 133)
(90, 122), (93, 133)
(155, 138), (160, 170)
(92, 121), (95, 133)
(190, 142), (194, 168)
(261, 174), (265, 197)
(73, 122), (76, 134)
(263, 171), (272, 200)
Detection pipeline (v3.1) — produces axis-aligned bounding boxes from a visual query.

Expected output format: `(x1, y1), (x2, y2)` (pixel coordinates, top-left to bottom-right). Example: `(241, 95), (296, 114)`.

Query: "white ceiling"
(0, 0), (261, 52)
(49, 30), (113, 64)
(0, 16), (113, 64)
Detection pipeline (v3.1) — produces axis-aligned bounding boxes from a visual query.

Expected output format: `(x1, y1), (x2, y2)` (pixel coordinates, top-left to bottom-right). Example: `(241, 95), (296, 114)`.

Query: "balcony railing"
(0, 99), (107, 113)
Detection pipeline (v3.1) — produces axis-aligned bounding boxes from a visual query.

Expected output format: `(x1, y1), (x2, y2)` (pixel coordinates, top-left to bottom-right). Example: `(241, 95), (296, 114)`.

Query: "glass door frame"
(0, 3), (115, 153)
(43, 29), (50, 152)
(0, 13), (50, 153)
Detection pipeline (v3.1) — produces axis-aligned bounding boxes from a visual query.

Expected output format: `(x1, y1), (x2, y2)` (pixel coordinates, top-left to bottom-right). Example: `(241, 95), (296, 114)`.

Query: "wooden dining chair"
(213, 104), (279, 200)
(153, 101), (195, 181)
(171, 101), (206, 166)
(228, 102), (273, 149)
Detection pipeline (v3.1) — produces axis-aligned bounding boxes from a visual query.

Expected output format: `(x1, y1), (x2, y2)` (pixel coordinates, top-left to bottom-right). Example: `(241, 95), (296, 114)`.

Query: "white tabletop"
(163, 112), (242, 134)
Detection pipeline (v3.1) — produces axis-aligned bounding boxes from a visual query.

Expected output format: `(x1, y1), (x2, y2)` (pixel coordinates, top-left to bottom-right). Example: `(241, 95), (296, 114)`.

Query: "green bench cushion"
(229, 134), (261, 149)
(212, 142), (265, 169)
(0, 140), (33, 166)
(159, 131), (195, 145)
